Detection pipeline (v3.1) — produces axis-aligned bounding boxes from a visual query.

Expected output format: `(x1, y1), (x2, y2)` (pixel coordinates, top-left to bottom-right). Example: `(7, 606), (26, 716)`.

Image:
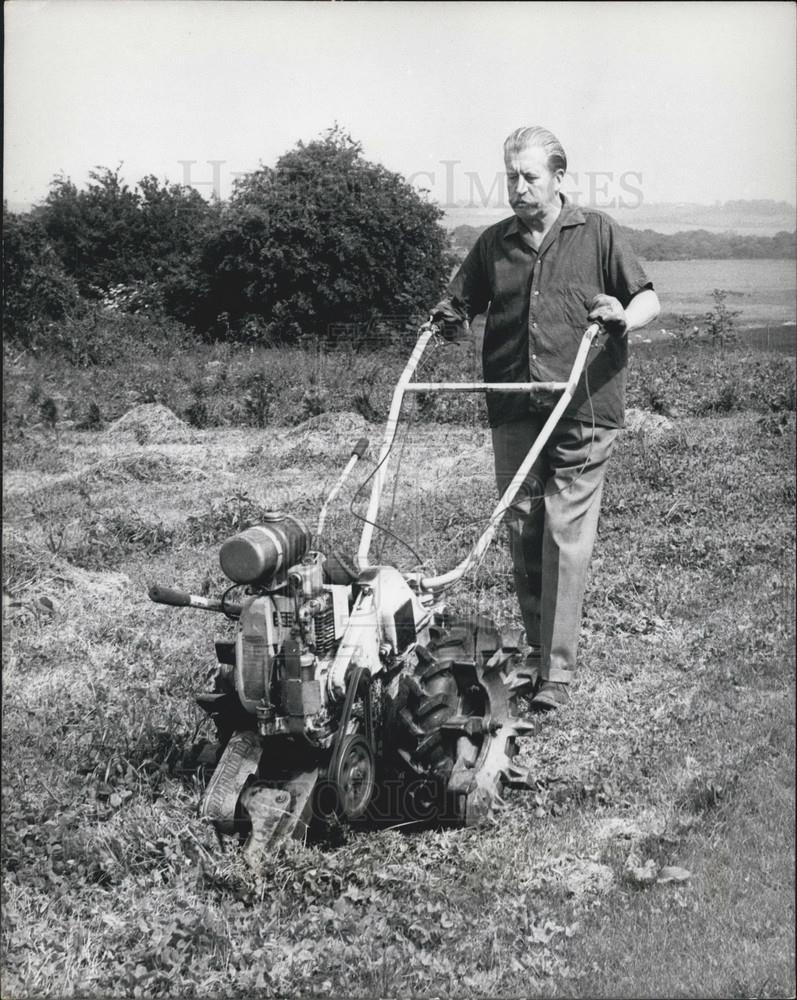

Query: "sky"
(4, 0), (796, 214)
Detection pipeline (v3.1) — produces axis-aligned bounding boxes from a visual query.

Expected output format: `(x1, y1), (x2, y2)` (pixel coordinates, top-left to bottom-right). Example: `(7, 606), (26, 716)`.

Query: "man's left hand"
(588, 294), (628, 336)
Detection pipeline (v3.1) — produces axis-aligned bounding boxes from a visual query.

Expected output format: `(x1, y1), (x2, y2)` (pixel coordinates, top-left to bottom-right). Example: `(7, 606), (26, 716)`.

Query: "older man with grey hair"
(432, 125), (660, 711)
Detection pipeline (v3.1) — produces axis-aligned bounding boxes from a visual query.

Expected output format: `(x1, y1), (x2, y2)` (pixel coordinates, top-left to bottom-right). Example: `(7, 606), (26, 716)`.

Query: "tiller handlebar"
(355, 321), (603, 592)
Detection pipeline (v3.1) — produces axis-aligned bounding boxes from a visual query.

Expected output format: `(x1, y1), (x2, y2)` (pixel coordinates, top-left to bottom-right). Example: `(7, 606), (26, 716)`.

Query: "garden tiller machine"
(149, 320), (602, 862)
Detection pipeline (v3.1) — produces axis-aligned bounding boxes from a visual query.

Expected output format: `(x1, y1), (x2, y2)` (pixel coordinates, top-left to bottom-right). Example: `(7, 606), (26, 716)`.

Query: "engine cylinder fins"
(385, 615), (528, 827)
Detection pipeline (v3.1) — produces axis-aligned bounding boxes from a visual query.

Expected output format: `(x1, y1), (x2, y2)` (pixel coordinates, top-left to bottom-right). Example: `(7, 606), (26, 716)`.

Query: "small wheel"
(331, 734), (375, 821)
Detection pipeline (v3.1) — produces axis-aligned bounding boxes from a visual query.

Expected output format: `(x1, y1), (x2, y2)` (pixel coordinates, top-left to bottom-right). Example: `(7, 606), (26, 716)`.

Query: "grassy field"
(641, 259), (796, 329)
(2, 339), (796, 999)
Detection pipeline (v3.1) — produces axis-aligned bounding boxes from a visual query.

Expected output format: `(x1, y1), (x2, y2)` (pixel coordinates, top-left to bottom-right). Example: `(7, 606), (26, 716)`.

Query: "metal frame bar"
(316, 453), (360, 541)
(355, 323), (602, 581)
(405, 381), (567, 393)
(356, 327), (435, 568)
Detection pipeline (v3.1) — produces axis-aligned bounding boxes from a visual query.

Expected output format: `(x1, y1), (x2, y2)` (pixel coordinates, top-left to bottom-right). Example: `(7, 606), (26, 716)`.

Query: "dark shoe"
(529, 681), (570, 713)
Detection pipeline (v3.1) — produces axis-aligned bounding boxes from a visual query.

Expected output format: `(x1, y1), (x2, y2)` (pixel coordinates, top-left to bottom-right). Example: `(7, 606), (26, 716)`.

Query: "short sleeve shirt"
(442, 196), (652, 428)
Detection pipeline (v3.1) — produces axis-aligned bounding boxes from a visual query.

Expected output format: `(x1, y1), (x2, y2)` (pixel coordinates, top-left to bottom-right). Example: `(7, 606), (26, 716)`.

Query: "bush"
(20, 134), (452, 345)
(181, 126), (455, 342)
(33, 168), (217, 302)
(46, 307), (196, 368)
(2, 206), (82, 347)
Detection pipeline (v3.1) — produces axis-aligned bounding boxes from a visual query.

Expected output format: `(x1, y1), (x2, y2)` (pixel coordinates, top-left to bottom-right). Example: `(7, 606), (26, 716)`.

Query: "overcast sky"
(4, 0), (796, 212)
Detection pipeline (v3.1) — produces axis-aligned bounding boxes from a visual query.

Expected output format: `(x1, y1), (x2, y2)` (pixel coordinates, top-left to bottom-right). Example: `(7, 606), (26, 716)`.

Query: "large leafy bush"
(33, 167), (217, 303)
(181, 127), (455, 342)
(2, 205), (82, 347)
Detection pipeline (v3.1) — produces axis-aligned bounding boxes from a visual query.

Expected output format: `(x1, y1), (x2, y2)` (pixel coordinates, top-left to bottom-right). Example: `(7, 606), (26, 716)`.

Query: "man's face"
(505, 145), (563, 223)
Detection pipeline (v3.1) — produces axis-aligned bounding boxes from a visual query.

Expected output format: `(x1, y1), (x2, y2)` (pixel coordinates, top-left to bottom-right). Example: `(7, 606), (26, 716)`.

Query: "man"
(432, 126), (660, 712)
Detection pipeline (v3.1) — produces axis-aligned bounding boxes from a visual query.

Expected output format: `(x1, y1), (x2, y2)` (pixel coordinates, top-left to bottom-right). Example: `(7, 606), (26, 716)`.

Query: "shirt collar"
(504, 194), (586, 238)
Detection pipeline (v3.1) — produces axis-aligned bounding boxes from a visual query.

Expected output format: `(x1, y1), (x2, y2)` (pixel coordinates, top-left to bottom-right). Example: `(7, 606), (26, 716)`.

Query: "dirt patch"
(106, 404), (193, 444)
(625, 407), (674, 437)
(2, 527), (130, 604)
(289, 411), (373, 436)
(80, 453), (214, 485)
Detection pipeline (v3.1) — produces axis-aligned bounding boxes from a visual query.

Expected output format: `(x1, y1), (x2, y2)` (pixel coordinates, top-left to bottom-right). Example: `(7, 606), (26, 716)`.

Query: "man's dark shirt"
(438, 196), (652, 428)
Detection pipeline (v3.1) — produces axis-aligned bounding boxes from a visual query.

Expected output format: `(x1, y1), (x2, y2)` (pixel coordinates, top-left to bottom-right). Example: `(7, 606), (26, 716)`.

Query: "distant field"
(644, 258), (797, 327)
(467, 258), (796, 353)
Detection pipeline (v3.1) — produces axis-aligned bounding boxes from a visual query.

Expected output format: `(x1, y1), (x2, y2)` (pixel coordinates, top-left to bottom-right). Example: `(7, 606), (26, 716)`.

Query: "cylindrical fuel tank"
(219, 512), (311, 586)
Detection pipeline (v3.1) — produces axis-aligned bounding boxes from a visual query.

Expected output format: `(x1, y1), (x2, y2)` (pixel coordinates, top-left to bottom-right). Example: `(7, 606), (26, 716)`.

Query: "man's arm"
(593, 215), (661, 336)
(588, 288), (660, 337)
(431, 236), (490, 339)
(624, 288), (660, 332)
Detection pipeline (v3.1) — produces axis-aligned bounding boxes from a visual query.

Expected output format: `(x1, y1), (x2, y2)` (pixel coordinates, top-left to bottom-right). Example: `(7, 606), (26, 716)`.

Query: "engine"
(216, 512), (430, 751)
(217, 515), (349, 742)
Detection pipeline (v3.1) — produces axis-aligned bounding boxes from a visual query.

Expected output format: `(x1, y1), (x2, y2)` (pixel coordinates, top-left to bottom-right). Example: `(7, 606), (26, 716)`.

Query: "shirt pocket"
(559, 282), (603, 335)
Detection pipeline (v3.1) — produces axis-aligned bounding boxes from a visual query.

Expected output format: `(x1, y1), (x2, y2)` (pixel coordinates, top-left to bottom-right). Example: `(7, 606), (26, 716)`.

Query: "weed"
(184, 384), (209, 429)
(75, 401), (103, 430)
(694, 375), (742, 415)
(642, 374), (676, 416)
(299, 373), (329, 421)
(39, 396), (58, 428)
(678, 771), (740, 816)
(352, 386), (381, 422)
(242, 371), (277, 427)
(672, 313), (702, 348)
(26, 382), (43, 405)
(5, 311), (793, 432)
(183, 491), (273, 544)
(705, 288), (742, 352)
(65, 511), (174, 569)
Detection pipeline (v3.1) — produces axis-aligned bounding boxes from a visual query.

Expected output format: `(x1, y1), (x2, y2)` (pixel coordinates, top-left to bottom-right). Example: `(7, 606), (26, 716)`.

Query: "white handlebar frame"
(355, 322), (602, 592)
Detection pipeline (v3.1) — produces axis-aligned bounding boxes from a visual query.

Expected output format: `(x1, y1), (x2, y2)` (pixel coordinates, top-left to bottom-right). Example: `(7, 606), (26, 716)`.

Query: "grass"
(6, 308), (792, 439)
(2, 339), (796, 998)
(554, 692), (795, 999)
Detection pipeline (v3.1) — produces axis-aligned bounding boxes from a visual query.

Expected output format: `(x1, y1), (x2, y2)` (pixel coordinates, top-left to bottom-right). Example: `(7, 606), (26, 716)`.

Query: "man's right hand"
(588, 294), (628, 336)
(430, 301), (466, 342)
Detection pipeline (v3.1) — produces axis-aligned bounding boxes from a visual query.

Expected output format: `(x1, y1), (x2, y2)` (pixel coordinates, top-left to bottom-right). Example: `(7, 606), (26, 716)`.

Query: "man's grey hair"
(504, 126), (567, 174)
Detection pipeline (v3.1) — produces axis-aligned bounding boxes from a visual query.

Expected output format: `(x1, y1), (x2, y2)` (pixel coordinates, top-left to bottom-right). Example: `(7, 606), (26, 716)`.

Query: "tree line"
(3, 127), (455, 350)
(451, 222), (796, 262)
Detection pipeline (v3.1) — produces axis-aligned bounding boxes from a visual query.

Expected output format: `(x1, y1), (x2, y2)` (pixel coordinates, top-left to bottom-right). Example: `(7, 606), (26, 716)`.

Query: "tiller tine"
(240, 769), (319, 866)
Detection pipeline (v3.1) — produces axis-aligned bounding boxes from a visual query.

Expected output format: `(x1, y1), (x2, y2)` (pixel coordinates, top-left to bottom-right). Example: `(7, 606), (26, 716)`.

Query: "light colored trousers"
(491, 416), (618, 683)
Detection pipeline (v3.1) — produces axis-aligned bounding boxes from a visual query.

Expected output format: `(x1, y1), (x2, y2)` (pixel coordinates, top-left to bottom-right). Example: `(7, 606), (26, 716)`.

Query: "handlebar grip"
(149, 584), (191, 607)
(352, 437), (369, 459)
